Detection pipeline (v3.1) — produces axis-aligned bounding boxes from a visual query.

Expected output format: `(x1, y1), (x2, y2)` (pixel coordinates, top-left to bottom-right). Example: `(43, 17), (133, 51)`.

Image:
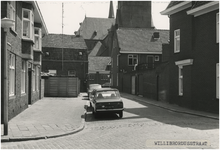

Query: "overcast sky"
(38, 1), (170, 35)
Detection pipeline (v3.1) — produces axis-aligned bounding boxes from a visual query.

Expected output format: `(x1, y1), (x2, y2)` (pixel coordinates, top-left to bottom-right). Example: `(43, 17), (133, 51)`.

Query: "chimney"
(153, 32), (160, 39)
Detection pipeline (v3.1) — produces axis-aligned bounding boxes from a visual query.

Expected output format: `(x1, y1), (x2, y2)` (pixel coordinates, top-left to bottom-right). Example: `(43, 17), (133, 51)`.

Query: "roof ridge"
(86, 17), (115, 20)
(118, 28), (169, 31)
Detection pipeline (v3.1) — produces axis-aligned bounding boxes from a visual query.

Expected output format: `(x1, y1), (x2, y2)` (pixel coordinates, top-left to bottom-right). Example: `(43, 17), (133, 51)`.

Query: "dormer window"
(34, 27), (42, 50)
(22, 8), (34, 40)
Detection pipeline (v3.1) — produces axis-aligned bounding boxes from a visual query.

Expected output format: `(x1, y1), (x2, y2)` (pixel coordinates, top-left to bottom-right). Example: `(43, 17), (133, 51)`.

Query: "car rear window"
(96, 90), (120, 99)
(89, 84), (102, 89)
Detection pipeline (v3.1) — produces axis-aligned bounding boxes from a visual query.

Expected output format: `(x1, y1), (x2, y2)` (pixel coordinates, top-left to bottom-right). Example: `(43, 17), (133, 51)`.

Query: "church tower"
(116, 1), (155, 28)
(108, 1), (114, 18)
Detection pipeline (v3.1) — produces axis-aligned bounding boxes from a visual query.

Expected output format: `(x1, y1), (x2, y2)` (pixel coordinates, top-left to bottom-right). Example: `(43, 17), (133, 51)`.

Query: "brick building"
(161, 1), (219, 113)
(1, 1), (48, 121)
(109, 1), (169, 91)
(42, 34), (88, 92)
(76, 1), (115, 86)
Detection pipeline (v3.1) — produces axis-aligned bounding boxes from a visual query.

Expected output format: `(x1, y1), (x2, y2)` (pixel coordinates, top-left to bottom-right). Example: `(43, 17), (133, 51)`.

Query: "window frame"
(128, 54), (138, 66)
(21, 60), (26, 94)
(68, 70), (76, 76)
(32, 65), (36, 92)
(174, 29), (180, 53)
(88, 74), (95, 80)
(9, 1), (16, 31)
(9, 53), (16, 96)
(22, 8), (34, 40)
(34, 27), (42, 50)
(178, 66), (183, 96)
(155, 55), (160, 61)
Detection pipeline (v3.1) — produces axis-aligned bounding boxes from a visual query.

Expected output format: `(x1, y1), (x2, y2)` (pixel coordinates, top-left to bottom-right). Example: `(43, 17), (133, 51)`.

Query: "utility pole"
(62, 2), (64, 71)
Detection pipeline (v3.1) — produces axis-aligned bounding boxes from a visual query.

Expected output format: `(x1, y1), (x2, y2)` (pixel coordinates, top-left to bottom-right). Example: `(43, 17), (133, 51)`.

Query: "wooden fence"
(44, 76), (80, 97)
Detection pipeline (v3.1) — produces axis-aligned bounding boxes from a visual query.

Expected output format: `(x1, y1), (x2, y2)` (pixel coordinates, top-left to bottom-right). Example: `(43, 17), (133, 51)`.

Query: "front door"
(147, 55), (154, 69)
(28, 68), (32, 105)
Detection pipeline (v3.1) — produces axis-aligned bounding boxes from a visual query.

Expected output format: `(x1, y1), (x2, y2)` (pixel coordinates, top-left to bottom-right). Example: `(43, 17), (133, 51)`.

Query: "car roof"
(89, 84), (101, 86)
(94, 88), (119, 92)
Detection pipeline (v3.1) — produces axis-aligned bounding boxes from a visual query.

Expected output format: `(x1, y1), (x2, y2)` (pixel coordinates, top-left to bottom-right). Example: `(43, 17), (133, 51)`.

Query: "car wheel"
(118, 111), (123, 118)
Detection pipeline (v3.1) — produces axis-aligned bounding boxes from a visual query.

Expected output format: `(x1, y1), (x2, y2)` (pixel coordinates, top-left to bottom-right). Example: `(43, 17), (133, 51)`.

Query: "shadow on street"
(82, 96), (219, 130)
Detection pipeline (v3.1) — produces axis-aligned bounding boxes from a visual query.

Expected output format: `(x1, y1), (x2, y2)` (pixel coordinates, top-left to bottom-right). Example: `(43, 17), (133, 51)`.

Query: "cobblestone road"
(1, 97), (219, 149)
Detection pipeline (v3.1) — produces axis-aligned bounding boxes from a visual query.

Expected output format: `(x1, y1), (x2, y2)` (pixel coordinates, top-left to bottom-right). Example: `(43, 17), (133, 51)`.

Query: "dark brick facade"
(1, 1), (45, 121)
(163, 3), (219, 113)
(42, 47), (88, 92)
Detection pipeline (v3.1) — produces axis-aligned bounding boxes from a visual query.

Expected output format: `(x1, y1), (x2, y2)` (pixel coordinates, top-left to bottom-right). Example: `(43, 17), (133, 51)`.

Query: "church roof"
(77, 17), (115, 40)
(117, 28), (169, 54)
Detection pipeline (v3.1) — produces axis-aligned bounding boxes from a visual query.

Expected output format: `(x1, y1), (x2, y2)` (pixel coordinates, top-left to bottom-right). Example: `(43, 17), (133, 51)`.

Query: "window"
(9, 53), (15, 96)
(155, 55), (159, 61)
(22, 8), (34, 40)
(9, 1), (16, 31)
(217, 63), (219, 99)
(117, 54), (120, 66)
(48, 70), (56, 76)
(217, 13), (219, 43)
(32, 65), (36, 91)
(174, 29), (180, 53)
(34, 27), (42, 50)
(36, 66), (39, 91)
(128, 55), (138, 66)
(89, 74), (95, 80)
(101, 74), (108, 80)
(178, 66), (183, 96)
(68, 70), (76, 76)
(21, 60), (26, 94)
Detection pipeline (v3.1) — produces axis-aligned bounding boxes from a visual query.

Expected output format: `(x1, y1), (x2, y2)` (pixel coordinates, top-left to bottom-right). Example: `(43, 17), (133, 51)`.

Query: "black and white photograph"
(1, 0), (219, 149)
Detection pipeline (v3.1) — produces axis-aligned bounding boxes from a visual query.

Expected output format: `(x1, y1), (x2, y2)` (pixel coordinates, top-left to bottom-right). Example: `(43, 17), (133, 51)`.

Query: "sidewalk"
(1, 93), (87, 142)
(121, 93), (219, 120)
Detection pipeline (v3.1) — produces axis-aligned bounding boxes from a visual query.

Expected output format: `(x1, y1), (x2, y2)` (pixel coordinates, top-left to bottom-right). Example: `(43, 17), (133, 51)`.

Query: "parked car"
(90, 88), (124, 118)
(87, 84), (102, 100)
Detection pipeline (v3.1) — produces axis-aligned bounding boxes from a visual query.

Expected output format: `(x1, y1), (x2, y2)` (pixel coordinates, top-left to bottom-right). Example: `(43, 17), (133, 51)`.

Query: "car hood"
(96, 98), (122, 103)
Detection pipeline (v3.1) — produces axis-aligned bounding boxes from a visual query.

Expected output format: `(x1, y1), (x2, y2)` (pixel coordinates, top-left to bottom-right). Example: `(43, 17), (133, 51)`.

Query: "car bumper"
(96, 108), (124, 112)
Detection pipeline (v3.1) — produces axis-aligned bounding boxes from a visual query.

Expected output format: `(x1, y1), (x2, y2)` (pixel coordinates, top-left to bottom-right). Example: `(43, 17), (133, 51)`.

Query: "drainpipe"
(1, 17), (15, 135)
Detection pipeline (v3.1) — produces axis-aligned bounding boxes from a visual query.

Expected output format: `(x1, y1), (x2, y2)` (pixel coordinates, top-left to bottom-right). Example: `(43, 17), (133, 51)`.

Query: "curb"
(1, 111), (86, 143)
(121, 94), (219, 120)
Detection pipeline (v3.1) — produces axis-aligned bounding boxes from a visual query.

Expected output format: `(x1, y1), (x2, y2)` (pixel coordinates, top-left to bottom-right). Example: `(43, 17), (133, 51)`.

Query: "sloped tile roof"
(191, 1), (213, 9)
(78, 17), (115, 40)
(117, 28), (169, 53)
(42, 34), (87, 49)
(166, 1), (183, 9)
(166, 1), (213, 10)
(88, 57), (111, 71)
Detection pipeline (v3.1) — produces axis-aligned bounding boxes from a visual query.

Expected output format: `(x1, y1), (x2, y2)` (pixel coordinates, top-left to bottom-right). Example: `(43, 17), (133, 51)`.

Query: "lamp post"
(1, 17), (15, 135)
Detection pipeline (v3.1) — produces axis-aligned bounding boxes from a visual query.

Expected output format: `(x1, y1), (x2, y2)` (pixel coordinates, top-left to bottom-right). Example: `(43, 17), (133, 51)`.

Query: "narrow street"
(1, 95), (219, 149)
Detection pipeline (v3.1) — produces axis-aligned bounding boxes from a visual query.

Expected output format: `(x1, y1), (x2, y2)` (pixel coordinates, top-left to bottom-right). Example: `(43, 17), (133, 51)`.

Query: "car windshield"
(96, 90), (120, 99)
